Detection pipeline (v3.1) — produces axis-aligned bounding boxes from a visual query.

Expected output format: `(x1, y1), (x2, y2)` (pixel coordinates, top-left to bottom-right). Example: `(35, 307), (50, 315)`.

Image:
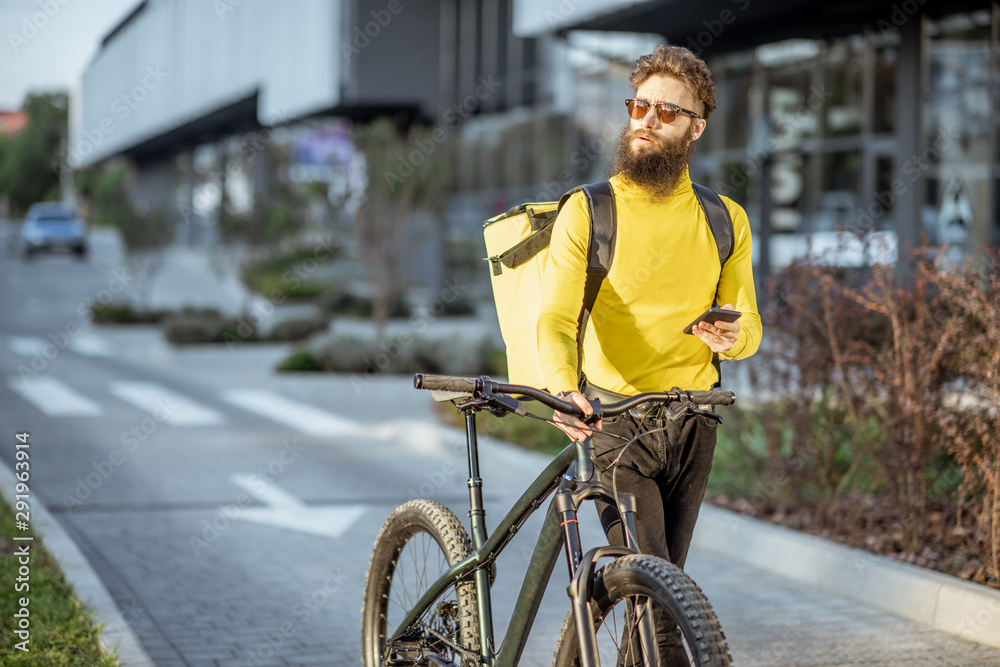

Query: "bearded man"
(537, 45), (762, 663)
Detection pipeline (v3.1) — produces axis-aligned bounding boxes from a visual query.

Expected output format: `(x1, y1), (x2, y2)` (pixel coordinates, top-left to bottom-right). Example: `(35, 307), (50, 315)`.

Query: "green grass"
(0, 495), (118, 665)
(705, 401), (887, 504)
(434, 400), (568, 455)
(241, 247), (336, 300)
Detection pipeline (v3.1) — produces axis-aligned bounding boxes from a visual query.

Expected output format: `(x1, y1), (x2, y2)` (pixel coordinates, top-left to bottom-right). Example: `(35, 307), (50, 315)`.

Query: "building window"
(925, 9), (995, 252)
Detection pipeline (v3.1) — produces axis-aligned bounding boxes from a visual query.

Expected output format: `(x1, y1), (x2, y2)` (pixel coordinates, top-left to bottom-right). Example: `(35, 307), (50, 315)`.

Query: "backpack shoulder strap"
(691, 182), (735, 387)
(691, 182), (734, 268)
(557, 180), (617, 379)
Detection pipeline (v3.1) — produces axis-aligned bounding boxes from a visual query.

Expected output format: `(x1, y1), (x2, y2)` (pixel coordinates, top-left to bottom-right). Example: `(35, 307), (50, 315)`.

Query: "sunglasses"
(625, 98), (702, 124)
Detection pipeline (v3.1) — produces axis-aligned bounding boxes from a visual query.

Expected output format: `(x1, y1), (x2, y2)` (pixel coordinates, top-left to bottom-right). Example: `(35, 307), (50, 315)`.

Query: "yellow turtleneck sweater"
(537, 171), (762, 396)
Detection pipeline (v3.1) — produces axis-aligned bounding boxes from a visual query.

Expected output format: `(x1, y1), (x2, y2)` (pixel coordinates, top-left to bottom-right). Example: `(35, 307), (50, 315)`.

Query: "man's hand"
(692, 302), (741, 354)
(552, 391), (603, 442)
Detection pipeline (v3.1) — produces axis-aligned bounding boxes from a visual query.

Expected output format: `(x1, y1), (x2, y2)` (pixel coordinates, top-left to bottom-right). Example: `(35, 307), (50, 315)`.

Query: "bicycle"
(361, 373), (735, 667)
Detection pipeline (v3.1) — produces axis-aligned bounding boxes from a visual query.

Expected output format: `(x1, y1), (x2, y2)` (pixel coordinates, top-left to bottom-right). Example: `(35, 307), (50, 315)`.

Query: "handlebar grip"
(414, 374), (477, 393)
(686, 390), (736, 406)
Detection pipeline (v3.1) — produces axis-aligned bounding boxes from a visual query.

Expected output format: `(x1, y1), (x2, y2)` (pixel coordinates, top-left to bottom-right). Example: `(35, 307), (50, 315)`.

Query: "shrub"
(277, 349), (323, 372)
(90, 302), (166, 324)
(318, 288), (411, 318)
(287, 331), (495, 376)
(268, 316), (329, 342)
(161, 308), (230, 344)
(305, 334), (416, 374)
(729, 249), (1000, 585)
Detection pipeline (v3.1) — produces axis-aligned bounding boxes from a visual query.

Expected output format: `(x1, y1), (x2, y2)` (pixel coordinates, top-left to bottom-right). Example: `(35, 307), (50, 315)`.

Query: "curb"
(692, 503), (1000, 650)
(0, 458), (154, 666)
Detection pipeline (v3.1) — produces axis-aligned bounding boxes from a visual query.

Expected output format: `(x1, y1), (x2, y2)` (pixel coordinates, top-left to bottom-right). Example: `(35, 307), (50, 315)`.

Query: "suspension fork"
(559, 437), (659, 666)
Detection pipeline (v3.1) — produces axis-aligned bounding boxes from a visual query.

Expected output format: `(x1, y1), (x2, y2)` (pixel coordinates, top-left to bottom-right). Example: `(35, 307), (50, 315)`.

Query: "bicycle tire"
(551, 554), (731, 667)
(360, 499), (480, 666)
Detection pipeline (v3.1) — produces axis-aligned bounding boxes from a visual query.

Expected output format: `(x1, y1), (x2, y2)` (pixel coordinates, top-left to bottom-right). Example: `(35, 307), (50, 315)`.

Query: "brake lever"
(481, 385), (526, 417)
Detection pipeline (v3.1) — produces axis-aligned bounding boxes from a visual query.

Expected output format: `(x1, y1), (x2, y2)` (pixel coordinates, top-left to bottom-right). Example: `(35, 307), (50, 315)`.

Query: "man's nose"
(641, 106), (658, 128)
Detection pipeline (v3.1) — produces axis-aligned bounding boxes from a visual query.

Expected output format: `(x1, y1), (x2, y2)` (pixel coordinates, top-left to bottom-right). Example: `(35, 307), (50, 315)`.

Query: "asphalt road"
(1, 229), (998, 666)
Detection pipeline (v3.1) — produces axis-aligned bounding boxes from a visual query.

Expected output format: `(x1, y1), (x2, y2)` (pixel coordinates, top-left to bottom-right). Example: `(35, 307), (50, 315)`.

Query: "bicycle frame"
(387, 408), (643, 667)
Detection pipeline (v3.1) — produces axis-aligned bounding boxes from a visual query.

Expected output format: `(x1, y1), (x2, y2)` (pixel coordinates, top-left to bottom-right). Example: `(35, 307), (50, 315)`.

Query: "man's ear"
(690, 118), (707, 141)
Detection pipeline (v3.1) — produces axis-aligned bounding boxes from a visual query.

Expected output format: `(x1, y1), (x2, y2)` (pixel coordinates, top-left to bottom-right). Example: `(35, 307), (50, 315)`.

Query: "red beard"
(610, 124), (696, 198)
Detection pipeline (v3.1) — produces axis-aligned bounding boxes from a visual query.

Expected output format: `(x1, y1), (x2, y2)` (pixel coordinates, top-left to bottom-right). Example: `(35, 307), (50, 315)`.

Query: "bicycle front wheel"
(552, 554), (731, 667)
(360, 499), (480, 667)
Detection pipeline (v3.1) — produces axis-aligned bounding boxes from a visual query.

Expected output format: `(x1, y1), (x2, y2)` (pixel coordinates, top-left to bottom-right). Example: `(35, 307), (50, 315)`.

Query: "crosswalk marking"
(221, 389), (365, 436)
(8, 377), (102, 416)
(8, 337), (44, 356)
(7, 372), (366, 435)
(8, 334), (113, 358)
(109, 381), (225, 426)
(68, 333), (114, 357)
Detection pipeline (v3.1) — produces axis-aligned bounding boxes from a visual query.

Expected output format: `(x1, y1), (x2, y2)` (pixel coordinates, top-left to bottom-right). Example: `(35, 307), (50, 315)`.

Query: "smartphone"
(683, 307), (741, 335)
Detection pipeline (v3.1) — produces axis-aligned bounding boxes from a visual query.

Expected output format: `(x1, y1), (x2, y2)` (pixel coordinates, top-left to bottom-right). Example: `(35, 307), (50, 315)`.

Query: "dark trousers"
(583, 380), (720, 664)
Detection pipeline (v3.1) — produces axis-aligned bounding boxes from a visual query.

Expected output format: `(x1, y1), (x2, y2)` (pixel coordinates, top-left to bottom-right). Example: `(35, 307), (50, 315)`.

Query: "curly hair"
(630, 45), (717, 120)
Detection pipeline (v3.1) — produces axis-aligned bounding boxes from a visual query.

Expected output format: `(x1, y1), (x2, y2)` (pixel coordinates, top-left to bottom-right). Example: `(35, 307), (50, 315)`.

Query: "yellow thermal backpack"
(484, 180), (734, 388)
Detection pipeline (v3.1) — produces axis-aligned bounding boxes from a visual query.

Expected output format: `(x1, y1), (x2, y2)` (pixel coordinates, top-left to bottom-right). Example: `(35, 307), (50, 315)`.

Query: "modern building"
(72, 0), (547, 248)
(516, 0), (1000, 271)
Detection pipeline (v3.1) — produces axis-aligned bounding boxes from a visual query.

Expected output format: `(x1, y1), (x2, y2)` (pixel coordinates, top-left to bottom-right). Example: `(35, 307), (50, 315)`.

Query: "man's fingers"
(568, 392), (593, 416)
(553, 409), (595, 442)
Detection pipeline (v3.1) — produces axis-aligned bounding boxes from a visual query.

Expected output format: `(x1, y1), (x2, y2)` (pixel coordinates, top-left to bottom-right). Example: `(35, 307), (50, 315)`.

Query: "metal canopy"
(532, 0), (991, 56)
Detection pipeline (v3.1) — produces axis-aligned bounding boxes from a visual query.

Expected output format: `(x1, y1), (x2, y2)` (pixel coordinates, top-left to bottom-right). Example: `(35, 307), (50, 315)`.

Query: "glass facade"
(692, 5), (999, 271)
(450, 3), (998, 272)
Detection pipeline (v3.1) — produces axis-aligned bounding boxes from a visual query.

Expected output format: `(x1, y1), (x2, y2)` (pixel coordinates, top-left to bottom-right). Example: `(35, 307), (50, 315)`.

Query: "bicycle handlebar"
(413, 373), (735, 418)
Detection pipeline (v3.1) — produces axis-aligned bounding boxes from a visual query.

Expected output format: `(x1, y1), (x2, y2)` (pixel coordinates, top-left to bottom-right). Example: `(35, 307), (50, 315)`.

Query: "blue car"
(21, 202), (88, 259)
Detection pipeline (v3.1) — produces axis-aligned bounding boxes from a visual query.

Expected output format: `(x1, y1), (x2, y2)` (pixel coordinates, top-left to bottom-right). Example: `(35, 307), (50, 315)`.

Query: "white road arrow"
(229, 473), (366, 539)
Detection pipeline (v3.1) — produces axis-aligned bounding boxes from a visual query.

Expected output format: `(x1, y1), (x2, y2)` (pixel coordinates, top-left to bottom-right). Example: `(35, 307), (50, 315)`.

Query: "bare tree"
(351, 118), (452, 338)
(76, 164), (172, 311)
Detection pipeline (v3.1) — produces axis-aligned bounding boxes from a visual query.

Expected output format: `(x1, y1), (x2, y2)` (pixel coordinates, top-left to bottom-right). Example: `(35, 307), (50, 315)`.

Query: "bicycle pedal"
(386, 653), (421, 666)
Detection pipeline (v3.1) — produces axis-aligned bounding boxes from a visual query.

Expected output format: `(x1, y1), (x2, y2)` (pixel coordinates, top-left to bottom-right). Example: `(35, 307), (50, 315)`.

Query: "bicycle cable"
(524, 406), (691, 558)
